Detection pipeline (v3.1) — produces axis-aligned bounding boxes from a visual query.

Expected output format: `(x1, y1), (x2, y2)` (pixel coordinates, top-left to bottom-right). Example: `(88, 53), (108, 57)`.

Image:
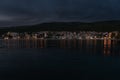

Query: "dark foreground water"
(0, 39), (120, 79)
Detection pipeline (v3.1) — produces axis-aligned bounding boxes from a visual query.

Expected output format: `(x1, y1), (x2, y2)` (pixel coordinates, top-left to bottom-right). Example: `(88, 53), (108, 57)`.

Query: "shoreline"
(1, 38), (120, 40)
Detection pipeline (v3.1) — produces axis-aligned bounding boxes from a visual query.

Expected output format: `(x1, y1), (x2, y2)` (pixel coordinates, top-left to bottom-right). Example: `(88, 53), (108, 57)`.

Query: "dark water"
(0, 39), (120, 79)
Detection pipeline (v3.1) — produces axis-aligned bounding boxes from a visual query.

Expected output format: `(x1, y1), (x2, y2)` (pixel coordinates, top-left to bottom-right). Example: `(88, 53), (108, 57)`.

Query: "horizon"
(1, 20), (120, 28)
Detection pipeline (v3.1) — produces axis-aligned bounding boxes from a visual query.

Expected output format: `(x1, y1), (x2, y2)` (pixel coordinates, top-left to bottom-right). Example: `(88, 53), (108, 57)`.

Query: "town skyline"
(2, 31), (120, 40)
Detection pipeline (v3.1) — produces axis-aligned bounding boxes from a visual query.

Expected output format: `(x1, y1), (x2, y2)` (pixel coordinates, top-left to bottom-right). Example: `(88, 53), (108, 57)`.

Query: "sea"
(0, 39), (120, 79)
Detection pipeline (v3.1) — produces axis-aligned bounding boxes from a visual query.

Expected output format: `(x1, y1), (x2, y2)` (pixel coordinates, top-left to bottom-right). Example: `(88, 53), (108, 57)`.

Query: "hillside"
(0, 21), (120, 34)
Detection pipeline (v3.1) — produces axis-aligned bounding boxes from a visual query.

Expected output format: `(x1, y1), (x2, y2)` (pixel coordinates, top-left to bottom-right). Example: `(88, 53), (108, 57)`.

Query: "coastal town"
(2, 31), (120, 40)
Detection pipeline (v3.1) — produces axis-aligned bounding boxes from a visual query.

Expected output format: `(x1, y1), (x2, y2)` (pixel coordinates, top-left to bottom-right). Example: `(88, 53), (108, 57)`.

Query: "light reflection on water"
(1, 39), (120, 56)
(0, 39), (120, 79)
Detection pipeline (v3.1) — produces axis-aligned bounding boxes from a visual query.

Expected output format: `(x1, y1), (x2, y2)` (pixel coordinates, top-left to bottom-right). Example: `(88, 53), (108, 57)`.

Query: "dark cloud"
(0, 0), (120, 27)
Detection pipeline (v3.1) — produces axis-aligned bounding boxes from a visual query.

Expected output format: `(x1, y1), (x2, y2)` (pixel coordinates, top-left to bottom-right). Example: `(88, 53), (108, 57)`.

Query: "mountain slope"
(0, 21), (120, 33)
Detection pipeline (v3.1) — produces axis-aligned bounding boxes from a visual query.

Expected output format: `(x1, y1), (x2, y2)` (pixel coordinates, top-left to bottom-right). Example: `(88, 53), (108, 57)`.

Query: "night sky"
(0, 0), (120, 27)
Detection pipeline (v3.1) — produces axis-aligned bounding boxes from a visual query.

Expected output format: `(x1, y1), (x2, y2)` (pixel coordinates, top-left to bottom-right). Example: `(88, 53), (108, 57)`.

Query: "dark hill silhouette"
(0, 20), (120, 34)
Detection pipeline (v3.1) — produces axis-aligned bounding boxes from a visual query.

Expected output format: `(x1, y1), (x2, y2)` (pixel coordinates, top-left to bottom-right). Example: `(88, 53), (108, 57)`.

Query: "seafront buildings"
(2, 31), (120, 40)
